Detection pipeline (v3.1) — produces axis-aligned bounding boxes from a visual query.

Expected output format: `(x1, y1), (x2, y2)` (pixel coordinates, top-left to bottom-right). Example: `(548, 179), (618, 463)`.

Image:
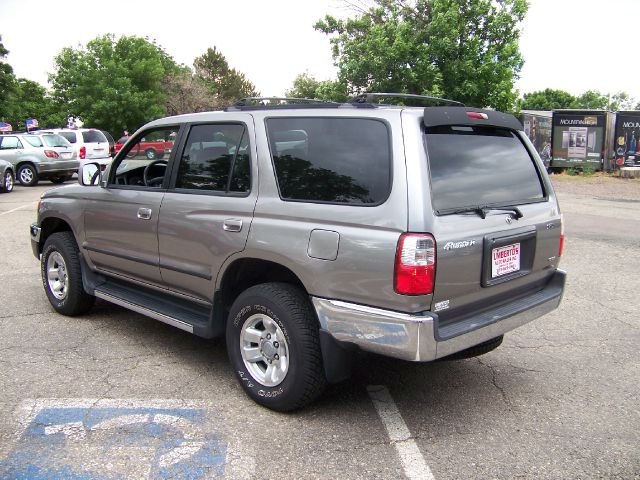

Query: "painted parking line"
(368, 385), (435, 480)
(0, 202), (35, 216)
(1, 399), (255, 479)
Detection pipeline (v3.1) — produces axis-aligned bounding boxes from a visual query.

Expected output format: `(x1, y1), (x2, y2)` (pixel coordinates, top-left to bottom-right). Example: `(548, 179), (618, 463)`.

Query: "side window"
(23, 136), (44, 147)
(266, 118), (391, 205)
(175, 124), (250, 193)
(0, 136), (23, 149)
(110, 126), (179, 188)
(58, 132), (76, 144)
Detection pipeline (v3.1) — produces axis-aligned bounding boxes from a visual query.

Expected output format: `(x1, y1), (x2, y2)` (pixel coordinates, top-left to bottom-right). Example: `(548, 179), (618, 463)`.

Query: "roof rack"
(349, 93), (464, 107)
(225, 97), (341, 111)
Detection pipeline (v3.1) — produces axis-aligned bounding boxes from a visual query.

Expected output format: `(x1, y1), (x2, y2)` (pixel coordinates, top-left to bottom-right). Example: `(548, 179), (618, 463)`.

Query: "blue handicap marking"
(0, 405), (227, 479)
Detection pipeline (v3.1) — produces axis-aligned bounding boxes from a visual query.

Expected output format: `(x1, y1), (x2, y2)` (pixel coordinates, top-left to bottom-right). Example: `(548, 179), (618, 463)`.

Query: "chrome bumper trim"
(312, 270), (566, 362)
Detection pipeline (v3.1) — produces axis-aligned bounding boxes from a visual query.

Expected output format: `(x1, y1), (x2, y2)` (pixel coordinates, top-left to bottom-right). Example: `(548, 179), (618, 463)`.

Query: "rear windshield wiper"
(438, 205), (523, 219)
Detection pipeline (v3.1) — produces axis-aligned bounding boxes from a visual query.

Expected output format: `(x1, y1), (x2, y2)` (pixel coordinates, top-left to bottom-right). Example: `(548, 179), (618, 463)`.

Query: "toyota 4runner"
(30, 95), (566, 411)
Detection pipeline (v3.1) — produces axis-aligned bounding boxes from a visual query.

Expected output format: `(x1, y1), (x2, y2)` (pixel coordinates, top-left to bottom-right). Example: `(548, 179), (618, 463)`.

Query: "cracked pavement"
(1, 181), (639, 479)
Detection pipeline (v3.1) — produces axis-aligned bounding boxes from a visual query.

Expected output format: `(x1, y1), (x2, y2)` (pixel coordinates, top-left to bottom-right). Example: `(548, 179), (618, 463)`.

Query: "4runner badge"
(443, 240), (476, 251)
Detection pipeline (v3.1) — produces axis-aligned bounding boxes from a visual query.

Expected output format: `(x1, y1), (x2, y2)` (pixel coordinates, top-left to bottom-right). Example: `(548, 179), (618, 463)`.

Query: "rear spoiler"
(423, 107), (522, 131)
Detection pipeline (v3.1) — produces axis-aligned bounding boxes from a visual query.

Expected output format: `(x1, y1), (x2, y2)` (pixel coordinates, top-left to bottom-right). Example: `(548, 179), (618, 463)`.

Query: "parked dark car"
(0, 158), (14, 193)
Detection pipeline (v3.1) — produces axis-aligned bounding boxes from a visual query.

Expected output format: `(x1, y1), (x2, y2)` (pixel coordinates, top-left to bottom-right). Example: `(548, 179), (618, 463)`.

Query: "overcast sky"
(1, 0), (639, 102)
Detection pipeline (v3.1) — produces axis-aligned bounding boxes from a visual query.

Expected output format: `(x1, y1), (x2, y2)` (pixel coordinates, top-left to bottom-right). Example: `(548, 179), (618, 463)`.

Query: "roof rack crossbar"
(232, 97), (338, 107)
(349, 93), (464, 107)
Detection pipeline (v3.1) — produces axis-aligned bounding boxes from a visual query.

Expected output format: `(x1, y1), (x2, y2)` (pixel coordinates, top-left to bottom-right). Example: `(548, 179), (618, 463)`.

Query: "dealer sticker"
(492, 243), (520, 278)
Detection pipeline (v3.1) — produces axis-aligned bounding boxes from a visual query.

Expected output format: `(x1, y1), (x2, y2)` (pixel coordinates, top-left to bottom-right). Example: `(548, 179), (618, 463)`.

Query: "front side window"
(266, 117), (391, 205)
(0, 136), (23, 149)
(111, 126), (179, 188)
(425, 125), (545, 213)
(175, 124), (250, 193)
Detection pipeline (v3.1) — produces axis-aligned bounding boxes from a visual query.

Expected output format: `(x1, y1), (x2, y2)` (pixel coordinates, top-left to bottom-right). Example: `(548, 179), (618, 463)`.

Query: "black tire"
(440, 335), (504, 361)
(145, 148), (157, 160)
(50, 175), (70, 184)
(226, 282), (326, 411)
(41, 231), (95, 316)
(17, 164), (38, 186)
(0, 169), (14, 193)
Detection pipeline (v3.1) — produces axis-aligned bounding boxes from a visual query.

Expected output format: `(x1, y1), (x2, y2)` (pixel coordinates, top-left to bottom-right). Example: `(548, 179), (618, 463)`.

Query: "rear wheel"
(226, 282), (326, 411)
(17, 164), (38, 186)
(50, 175), (70, 184)
(145, 148), (157, 160)
(41, 231), (95, 316)
(0, 170), (13, 193)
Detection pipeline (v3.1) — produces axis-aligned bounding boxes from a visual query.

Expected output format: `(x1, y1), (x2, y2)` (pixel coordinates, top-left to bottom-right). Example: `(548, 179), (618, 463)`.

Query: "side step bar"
(92, 277), (217, 337)
(95, 291), (195, 333)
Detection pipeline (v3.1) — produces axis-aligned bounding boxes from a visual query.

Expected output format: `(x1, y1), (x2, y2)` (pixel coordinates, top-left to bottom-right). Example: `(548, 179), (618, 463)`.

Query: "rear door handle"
(137, 208), (152, 220)
(223, 219), (243, 232)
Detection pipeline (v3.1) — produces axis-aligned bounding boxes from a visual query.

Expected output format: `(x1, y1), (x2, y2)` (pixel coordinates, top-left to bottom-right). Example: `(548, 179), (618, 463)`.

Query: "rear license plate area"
(482, 226), (536, 287)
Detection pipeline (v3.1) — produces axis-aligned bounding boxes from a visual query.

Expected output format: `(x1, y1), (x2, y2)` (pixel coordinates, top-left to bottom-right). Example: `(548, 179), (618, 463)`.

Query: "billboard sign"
(521, 112), (552, 164)
(552, 113), (605, 169)
(613, 112), (640, 167)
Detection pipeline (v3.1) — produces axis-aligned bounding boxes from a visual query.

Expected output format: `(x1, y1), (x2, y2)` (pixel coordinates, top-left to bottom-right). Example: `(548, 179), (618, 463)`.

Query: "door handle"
(137, 208), (152, 220)
(223, 219), (243, 232)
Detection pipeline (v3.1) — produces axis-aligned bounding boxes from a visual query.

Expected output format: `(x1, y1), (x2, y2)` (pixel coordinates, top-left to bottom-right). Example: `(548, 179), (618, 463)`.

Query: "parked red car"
(115, 135), (173, 160)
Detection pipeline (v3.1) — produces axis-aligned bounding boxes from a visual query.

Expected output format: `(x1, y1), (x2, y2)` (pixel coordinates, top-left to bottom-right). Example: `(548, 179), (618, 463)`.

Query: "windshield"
(424, 125), (545, 213)
(42, 134), (70, 148)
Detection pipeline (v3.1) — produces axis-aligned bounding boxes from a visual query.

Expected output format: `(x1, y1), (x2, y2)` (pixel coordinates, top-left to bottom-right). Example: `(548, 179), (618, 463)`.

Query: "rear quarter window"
(58, 132), (77, 144)
(424, 125), (544, 213)
(266, 117), (391, 205)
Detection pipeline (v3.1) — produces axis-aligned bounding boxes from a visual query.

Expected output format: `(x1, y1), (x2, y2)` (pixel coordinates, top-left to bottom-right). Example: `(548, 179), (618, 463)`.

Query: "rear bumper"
(312, 269), (566, 362)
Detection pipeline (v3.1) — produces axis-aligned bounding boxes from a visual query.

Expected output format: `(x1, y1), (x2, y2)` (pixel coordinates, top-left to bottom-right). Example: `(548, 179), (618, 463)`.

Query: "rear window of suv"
(424, 125), (544, 213)
(266, 117), (391, 205)
(82, 130), (107, 143)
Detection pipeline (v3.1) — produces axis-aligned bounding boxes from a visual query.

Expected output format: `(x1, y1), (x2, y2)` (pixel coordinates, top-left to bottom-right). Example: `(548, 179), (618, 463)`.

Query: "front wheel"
(226, 282), (326, 411)
(41, 231), (95, 316)
(0, 169), (14, 193)
(17, 164), (38, 186)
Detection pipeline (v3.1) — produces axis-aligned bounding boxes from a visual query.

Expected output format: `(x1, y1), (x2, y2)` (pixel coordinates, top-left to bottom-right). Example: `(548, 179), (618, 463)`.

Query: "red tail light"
(466, 111), (488, 120)
(44, 150), (59, 158)
(394, 233), (436, 295)
(558, 214), (565, 257)
(80, 146), (86, 159)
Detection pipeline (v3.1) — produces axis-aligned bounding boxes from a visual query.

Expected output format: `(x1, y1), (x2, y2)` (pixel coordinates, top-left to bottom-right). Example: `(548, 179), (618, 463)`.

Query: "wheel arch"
(38, 216), (74, 255)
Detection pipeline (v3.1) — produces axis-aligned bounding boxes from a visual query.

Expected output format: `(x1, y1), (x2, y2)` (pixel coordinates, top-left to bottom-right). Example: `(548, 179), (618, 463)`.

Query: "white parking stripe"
(0, 203), (34, 216)
(368, 385), (435, 480)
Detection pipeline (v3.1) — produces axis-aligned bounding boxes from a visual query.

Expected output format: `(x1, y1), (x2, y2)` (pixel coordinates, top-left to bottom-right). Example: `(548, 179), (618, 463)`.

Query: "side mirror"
(79, 162), (101, 186)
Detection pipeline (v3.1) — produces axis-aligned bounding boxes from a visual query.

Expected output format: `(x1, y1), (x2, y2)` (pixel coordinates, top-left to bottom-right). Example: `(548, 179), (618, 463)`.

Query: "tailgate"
(415, 109), (563, 324)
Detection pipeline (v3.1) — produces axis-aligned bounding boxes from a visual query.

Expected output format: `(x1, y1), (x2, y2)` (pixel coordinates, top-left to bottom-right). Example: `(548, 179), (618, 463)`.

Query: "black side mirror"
(79, 162), (101, 186)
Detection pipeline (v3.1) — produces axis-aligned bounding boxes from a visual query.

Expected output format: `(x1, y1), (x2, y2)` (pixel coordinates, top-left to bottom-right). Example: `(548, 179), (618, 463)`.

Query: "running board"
(92, 277), (214, 336)
(95, 290), (195, 333)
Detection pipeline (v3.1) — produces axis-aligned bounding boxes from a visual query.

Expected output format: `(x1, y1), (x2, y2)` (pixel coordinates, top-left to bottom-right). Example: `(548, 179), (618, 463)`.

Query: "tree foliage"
(163, 69), (222, 116)
(520, 88), (577, 110)
(315, 0), (528, 110)
(0, 35), (15, 122)
(49, 34), (180, 135)
(285, 73), (348, 102)
(194, 47), (259, 103)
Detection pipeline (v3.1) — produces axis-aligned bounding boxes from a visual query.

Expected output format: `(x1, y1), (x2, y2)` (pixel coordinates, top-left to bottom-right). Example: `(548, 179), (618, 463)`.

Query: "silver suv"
(0, 132), (78, 186)
(30, 95), (566, 411)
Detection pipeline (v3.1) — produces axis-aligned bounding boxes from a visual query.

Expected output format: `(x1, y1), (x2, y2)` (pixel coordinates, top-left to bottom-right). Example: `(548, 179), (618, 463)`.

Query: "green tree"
(608, 91), (635, 111)
(4, 78), (64, 129)
(163, 69), (222, 115)
(520, 88), (576, 110)
(194, 47), (259, 104)
(285, 73), (348, 102)
(50, 34), (180, 136)
(0, 35), (16, 122)
(315, 0), (528, 111)
(574, 90), (608, 110)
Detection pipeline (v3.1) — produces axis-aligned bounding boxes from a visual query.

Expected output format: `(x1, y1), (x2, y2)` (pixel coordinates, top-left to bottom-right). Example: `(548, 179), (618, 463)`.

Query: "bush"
(582, 164), (596, 176)
(567, 167), (578, 176)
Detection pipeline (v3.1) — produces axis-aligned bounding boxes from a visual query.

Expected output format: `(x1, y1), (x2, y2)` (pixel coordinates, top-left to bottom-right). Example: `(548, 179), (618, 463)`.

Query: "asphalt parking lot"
(0, 180), (638, 479)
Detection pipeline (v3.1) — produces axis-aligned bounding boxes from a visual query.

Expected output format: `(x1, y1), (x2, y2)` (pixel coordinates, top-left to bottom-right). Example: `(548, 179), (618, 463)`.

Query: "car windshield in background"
(82, 130), (107, 143)
(42, 134), (70, 148)
(424, 125), (545, 214)
(23, 136), (43, 147)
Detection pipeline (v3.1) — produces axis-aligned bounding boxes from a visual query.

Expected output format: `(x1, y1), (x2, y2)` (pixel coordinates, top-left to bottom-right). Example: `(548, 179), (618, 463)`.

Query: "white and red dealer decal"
(491, 243), (520, 278)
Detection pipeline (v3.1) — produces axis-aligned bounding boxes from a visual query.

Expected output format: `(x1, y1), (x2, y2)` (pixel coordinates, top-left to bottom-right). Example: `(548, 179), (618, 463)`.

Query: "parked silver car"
(0, 158), (14, 193)
(0, 133), (78, 186)
(30, 94), (566, 411)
